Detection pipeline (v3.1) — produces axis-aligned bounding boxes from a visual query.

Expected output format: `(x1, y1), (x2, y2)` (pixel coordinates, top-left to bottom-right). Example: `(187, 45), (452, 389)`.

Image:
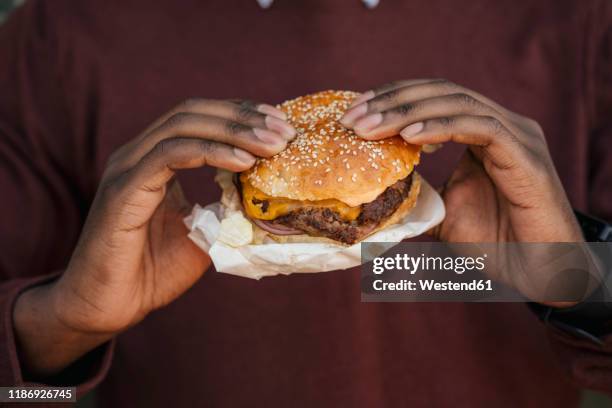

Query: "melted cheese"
(240, 177), (361, 221)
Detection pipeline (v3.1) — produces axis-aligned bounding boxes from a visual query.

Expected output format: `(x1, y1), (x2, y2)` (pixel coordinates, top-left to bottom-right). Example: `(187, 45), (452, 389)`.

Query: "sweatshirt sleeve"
(544, 0), (612, 394)
(0, 275), (114, 397)
(0, 1), (112, 395)
(587, 1), (612, 222)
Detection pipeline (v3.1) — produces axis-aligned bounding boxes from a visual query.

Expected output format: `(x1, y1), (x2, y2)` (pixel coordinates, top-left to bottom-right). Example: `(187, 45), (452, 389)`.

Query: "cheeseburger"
(238, 90), (422, 245)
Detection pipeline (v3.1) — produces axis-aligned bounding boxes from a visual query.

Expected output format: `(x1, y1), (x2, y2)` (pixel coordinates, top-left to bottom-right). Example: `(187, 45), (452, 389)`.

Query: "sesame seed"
(247, 90), (408, 195)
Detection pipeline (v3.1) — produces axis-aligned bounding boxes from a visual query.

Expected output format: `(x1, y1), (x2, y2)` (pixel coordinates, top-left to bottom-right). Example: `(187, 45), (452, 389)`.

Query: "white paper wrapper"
(184, 171), (445, 280)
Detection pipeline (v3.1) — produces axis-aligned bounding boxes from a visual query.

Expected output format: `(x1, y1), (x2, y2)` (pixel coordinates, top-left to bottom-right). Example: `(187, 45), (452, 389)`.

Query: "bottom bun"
(251, 172), (422, 245)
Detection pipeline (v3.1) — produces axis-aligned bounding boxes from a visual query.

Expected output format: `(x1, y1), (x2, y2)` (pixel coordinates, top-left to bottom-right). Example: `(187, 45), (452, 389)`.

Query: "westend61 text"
(372, 279), (493, 292)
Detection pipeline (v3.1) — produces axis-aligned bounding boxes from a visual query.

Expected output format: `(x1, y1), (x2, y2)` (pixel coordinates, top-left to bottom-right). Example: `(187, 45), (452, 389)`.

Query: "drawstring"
(256, 0), (274, 9)
(256, 0), (380, 10)
(362, 0), (379, 8)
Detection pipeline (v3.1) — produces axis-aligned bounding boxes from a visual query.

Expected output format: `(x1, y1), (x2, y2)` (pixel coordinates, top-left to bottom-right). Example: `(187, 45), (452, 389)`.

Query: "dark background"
(0, 1), (610, 407)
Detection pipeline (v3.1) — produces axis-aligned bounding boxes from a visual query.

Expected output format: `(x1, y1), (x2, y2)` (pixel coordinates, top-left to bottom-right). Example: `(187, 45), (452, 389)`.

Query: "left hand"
(340, 78), (582, 244)
(340, 79), (587, 304)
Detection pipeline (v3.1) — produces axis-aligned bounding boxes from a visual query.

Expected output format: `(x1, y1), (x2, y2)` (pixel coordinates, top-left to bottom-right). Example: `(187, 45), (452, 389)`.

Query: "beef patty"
(269, 173), (414, 244)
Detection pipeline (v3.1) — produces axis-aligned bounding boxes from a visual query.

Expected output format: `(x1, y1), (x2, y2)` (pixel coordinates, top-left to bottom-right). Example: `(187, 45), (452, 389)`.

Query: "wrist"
(14, 281), (112, 378)
(52, 267), (149, 335)
(51, 273), (130, 336)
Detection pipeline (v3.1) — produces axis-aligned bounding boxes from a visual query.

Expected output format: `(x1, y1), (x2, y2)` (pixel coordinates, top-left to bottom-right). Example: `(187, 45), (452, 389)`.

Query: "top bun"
(242, 90), (421, 207)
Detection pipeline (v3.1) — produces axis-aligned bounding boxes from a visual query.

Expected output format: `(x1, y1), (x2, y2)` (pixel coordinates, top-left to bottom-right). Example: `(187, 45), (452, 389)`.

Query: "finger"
(227, 99), (287, 120)
(110, 99), (293, 176)
(223, 99), (290, 132)
(130, 137), (256, 191)
(161, 99), (294, 140)
(351, 93), (499, 140)
(221, 99), (294, 138)
(342, 79), (510, 128)
(145, 99), (290, 136)
(190, 99), (294, 138)
(109, 113), (288, 178)
(364, 81), (509, 118)
(102, 138), (256, 229)
(398, 115), (520, 170)
(347, 78), (442, 109)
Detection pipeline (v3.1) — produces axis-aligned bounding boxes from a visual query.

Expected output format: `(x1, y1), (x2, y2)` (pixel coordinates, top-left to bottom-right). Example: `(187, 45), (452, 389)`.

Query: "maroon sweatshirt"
(0, 0), (611, 407)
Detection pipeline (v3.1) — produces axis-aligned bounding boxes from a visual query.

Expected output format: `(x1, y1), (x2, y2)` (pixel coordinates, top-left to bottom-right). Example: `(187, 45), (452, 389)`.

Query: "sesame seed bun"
(243, 90), (421, 207)
(238, 90), (424, 245)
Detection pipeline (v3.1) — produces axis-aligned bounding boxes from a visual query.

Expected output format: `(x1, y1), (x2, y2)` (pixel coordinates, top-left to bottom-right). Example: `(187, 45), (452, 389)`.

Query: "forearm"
(13, 282), (113, 379)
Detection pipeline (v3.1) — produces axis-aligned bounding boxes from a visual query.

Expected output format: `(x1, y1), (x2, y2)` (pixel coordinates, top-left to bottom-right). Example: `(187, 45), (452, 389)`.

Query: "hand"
(14, 99), (295, 377)
(341, 79), (588, 304)
(341, 79), (582, 243)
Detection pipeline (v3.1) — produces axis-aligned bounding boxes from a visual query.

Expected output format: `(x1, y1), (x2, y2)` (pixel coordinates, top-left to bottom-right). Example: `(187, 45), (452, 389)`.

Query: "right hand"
(14, 99), (295, 376)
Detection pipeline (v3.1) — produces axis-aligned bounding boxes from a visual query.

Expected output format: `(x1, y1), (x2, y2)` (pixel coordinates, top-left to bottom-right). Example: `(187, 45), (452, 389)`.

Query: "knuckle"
(97, 178), (122, 204)
(101, 162), (119, 182)
(393, 102), (416, 116)
(235, 105), (257, 122)
(453, 93), (479, 108)
(435, 116), (454, 127)
(152, 138), (175, 156)
(442, 78), (456, 86)
(180, 98), (209, 110)
(224, 120), (249, 136)
(166, 112), (192, 129)
(197, 140), (216, 156)
(380, 80), (405, 91)
(105, 149), (122, 167)
(437, 79), (459, 91)
(153, 137), (191, 159)
(493, 122), (506, 137)
(480, 116), (505, 136)
(379, 88), (399, 101)
(374, 79), (408, 95)
(531, 119), (543, 132)
(237, 99), (257, 110)
(525, 117), (544, 135)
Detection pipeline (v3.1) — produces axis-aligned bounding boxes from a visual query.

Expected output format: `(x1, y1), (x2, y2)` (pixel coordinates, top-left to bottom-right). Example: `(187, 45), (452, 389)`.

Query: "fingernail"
(253, 128), (284, 144)
(233, 147), (256, 164)
(257, 104), (286, 120)
(400, 122), (424, 139)
(340, 103), (368, 127)
(349, 90), (375, 108)
(354, 113), (383, 134)
(265, 115), (296, 140)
